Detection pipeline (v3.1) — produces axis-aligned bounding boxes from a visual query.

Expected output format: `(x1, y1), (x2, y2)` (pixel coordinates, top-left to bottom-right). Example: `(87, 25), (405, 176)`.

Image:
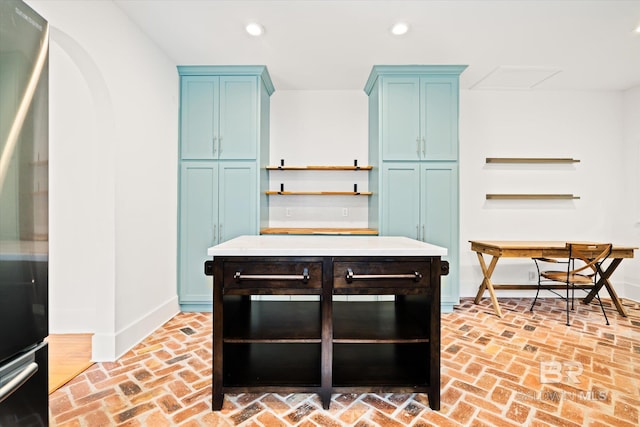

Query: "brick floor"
(49, 297), (640, 426)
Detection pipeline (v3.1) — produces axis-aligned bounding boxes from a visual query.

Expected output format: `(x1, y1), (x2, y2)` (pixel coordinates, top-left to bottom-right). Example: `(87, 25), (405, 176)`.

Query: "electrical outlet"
(286, 208), (292, 217)
(342, 208), (348, 217)
(528, 271), (537, 281)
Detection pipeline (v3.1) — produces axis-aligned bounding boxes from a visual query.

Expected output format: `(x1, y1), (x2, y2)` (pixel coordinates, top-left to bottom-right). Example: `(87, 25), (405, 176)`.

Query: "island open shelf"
(206, 235), (447, 411)
(332, 343), (430, 388)
(223, 298), (321, 342)
(223, 343), (321, 387)
(332, 298), (431, 343)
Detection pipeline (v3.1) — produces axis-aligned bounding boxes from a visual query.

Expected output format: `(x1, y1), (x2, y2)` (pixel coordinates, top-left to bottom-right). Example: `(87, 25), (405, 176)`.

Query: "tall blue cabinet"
(178, 66), (274, 311)
(365, 65), (466, 312)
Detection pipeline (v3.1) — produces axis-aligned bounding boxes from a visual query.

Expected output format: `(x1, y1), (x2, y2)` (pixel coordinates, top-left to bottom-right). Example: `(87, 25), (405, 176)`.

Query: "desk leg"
(473, 253), (503, 318)
(583, 258), (627, 317)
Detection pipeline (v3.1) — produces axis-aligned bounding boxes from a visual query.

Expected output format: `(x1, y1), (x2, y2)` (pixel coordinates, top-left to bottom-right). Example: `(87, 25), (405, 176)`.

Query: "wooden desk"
(469, 240), (637, 318)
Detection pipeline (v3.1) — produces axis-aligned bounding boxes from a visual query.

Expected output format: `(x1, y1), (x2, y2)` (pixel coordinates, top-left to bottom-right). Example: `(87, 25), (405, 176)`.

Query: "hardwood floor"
(47, 333), (93, 394)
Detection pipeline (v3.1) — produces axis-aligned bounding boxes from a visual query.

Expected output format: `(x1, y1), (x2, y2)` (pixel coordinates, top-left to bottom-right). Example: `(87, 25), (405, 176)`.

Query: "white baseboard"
(92, 296), (180, 362)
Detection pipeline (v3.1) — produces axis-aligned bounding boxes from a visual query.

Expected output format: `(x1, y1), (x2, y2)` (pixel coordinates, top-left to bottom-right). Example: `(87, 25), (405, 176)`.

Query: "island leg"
(320, 261), (333, 410)
(212, 260), (224, 411)
(212, 391), (224, 411)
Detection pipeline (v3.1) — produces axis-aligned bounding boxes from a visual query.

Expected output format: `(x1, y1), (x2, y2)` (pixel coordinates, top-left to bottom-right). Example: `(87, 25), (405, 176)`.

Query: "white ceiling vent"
(471, 66), (562, 90)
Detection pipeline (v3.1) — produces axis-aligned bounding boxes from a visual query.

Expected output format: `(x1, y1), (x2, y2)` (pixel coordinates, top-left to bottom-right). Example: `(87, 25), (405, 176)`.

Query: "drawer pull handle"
(0, 362), (38, 403)
(234, 268), (310, 283)
(345, 268), (422, 283)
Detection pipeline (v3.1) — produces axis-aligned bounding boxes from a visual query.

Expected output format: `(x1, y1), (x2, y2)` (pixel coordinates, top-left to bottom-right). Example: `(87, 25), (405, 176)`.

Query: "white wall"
(621, 85), (640, 300)
(269, 90), (369, 228)
(458, 89), (629, 298)
(27, 0), (179, 361)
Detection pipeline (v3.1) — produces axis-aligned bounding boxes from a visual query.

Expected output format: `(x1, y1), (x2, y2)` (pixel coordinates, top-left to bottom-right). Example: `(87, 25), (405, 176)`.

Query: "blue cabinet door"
(381, 78), (421, 161)
(218, 77), (258, 160)
(180, 76), (217, 160)
(421, 78), (459, 161)
(381, 163), (421, 239)
(421, 163), (458, 310)
(179, 162), (218, 306)
(218, 161), (258, 242)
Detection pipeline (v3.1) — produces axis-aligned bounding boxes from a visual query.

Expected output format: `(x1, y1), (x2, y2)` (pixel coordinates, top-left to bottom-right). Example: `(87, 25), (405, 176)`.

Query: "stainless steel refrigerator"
(0, 0), (49, 425)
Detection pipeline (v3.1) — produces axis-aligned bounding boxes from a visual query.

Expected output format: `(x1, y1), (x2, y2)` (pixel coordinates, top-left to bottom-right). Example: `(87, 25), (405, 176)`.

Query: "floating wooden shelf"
(261, 228), (379, 235)
(485, 157), (580, 164)
(266, 191), (372, 196)
(266, 165), (373, 171)
(486, 194), (580, 200)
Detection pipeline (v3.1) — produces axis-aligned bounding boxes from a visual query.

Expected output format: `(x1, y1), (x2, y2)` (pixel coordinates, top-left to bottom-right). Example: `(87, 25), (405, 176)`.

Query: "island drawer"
(222, 259), (323, 290)
(333, 259), (432, 291)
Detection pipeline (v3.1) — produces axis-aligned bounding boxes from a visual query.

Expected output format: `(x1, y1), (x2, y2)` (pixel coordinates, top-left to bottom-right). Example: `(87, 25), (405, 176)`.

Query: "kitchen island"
(205, 235), (448, 410)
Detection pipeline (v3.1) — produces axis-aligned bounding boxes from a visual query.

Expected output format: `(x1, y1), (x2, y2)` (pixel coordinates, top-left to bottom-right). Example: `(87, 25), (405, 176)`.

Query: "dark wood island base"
(205, 236), (448, 411)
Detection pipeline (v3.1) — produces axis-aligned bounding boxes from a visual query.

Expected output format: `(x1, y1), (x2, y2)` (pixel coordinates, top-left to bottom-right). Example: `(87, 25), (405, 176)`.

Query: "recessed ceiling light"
(391, 22), (409, 36)
(246, 22), (264, 36)
(635, 24), (640, 33)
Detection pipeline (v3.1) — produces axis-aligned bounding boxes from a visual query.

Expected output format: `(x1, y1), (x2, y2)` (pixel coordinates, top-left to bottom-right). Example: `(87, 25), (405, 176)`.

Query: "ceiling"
(113, 0), (640, 92)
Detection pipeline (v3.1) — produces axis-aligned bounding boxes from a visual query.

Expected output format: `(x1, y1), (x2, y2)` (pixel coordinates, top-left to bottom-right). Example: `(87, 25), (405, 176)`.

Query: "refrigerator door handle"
(0, 362), (38, 404)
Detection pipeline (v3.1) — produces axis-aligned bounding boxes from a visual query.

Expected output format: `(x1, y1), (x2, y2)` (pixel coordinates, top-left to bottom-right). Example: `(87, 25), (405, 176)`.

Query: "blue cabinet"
(379, 74), (460, 161)
(366, 65), (466, 312)
(381, 163), (459, 311)
(180, 75), (260, 160)
(179, 161), (258, 310)
(178, 66), (274, 311)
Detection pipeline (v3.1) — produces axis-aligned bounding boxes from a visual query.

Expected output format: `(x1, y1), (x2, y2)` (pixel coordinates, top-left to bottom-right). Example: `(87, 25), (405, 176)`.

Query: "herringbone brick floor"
(49, 297), (640, 426)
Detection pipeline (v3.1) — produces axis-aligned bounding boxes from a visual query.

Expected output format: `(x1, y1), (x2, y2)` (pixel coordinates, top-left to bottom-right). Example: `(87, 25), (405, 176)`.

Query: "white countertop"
(207, 235), (447, 257)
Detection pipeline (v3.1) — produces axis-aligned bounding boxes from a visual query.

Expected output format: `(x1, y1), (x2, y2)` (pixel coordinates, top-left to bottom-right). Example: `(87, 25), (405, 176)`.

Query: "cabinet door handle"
(345, 268), (422, 283)
(233, 268), (310, 283)
(213, 136), (217, 155)
(422, 137), (426, 157)
(422, 224), (425, 242)
(219, 136), (223, 154)
(416, 225), (419, 240)
(416, 137), (420, 157)
(213, 224), (217, 243)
